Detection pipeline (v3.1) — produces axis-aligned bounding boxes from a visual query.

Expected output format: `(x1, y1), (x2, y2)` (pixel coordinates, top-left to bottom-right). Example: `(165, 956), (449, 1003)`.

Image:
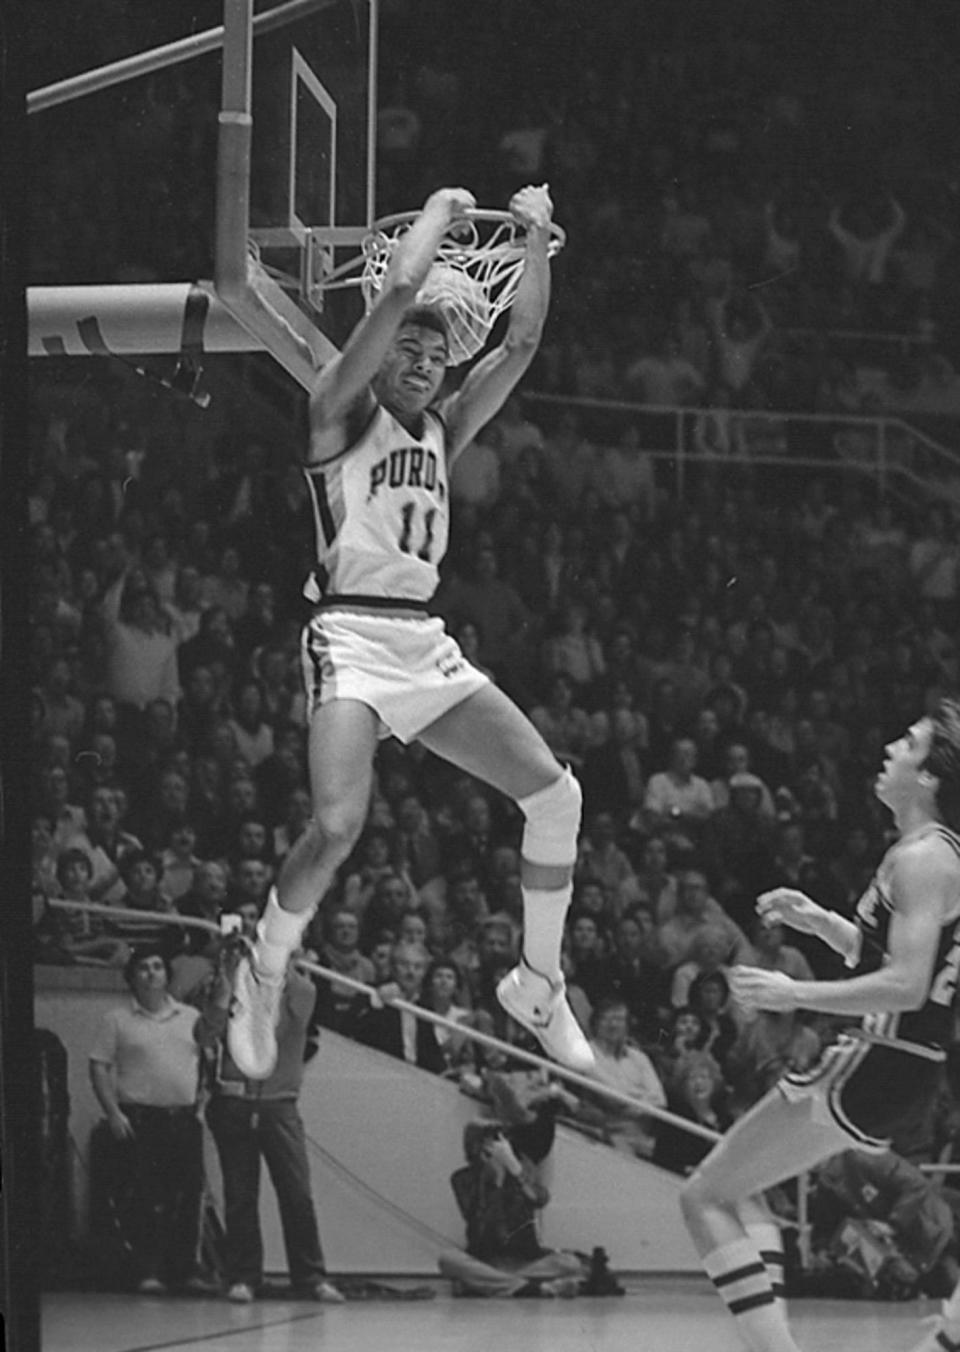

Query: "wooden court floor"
(41, 1276), (943, 1352)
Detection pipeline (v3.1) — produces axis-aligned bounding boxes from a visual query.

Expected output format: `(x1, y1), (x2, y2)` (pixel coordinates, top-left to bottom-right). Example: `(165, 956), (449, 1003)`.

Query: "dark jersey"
(852, 824), (960, 1052)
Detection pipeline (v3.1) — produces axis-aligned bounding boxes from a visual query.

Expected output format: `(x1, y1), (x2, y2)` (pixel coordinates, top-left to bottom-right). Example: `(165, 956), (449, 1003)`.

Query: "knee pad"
(517, 768), (582, 868)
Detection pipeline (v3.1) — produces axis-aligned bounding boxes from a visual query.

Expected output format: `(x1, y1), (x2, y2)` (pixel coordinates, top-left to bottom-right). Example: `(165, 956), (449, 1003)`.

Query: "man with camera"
(208, 918), (343, 1304)
(437, 1120), (585, 1297)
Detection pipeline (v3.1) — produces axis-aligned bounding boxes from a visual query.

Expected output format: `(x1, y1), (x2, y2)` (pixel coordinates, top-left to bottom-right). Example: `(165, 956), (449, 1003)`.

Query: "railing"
(523, 391), (960, 505)
(781, 325), (935, 357)
(47, 898), (720, 1145)
(68, 898), (956, 1270)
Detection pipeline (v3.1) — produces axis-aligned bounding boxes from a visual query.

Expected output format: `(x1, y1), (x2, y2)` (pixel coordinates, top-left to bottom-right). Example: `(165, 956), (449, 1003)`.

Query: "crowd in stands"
(30, 353), (960, 1174)
(26, 1), (960, 428)
(24, 0), (960, 1292)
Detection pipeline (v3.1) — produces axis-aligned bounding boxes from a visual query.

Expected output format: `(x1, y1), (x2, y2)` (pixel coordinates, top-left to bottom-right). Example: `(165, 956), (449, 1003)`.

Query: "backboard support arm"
(214, 0), (336, 388)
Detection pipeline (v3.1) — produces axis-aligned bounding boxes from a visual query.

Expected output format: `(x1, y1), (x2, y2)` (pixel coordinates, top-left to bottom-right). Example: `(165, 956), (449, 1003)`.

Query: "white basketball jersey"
(302, 405), (449, 604)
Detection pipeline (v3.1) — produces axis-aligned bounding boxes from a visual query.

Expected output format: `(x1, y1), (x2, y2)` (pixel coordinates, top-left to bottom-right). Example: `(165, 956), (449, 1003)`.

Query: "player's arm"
(444, 185), (552, 463)
(733, 842), (954, 1017)
(756, 887), (861, 964)
(308, 187), (476, 458)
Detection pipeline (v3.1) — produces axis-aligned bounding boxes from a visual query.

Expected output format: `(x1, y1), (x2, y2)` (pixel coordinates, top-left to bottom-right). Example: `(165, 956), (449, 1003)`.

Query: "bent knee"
(518, 767), (582, 868)
(304, 808), (365, 861)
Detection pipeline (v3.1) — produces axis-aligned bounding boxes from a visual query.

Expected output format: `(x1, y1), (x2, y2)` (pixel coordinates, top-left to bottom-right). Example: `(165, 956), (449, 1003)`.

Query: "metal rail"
(47, 898), (721, 1144)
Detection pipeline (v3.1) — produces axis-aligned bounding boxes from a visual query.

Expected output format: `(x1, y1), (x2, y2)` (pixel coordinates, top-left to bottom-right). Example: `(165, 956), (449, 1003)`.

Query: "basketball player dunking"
(228, 184), (594, 1082)
(678, 697), (960, 1352)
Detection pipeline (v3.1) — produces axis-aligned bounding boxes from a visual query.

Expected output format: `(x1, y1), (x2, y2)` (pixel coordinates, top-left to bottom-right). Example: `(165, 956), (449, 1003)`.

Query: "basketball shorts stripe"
(300, 609), (489, 744)
(780, 1034), (943, 1153)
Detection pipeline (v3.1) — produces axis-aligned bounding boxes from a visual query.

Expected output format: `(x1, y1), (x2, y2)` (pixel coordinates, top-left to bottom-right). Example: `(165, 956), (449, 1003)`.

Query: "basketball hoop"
(360, 209), (566, 366)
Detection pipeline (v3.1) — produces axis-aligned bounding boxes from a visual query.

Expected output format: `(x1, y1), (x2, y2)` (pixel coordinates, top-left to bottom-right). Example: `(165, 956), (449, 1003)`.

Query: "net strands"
(360, 211), (565, 366)
(47, 898), (717, 1143)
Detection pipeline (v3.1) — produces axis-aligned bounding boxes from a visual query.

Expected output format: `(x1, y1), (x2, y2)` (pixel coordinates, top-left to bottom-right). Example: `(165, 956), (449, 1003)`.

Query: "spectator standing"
(88, 944), (227, 1294)
(207, 947), (342, 1304)
(100, 569), (181, 720)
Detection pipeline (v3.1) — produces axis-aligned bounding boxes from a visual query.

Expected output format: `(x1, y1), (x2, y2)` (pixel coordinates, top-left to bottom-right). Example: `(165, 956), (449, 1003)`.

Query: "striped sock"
(703, 1239), (800, 1352)
(745, 1220), (786, 1306)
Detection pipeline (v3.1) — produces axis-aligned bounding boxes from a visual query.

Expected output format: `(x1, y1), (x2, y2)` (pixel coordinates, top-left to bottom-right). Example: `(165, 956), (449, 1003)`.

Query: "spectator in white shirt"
(100, 569), (181, 717)
(643, 737), (715, 841)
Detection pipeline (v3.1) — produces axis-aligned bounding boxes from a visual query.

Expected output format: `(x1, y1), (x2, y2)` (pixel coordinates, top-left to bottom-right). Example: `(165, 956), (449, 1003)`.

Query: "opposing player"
(678, 697), (960, 1352)
(227, 184), (593, 1082)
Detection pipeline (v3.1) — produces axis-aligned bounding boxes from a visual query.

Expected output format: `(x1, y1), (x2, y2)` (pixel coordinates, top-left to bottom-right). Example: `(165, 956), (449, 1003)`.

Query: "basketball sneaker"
(496, 961), (595, 1073)
(228, 954), (283, 1080)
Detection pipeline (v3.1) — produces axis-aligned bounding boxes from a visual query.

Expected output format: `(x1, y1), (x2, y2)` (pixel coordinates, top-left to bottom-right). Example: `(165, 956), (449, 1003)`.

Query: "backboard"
(247, 0), (376, 327)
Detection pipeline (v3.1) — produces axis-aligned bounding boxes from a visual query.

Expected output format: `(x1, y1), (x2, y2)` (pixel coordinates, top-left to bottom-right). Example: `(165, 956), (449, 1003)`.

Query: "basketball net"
(360, 210), (565, 365)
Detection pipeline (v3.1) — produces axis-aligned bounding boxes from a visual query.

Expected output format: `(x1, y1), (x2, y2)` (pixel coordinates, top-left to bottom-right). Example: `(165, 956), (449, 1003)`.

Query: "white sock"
(745, 1219), (786, 1306)
(703, 1239), (800, 1352)
(943, 1281), (960, 1325)
(255, 888), (312, 978)
(521, 885), (571, 983)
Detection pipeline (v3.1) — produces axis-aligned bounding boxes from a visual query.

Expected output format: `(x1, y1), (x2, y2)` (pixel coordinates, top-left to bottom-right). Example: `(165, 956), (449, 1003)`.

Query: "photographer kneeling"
(438, 1121), (585, 1297)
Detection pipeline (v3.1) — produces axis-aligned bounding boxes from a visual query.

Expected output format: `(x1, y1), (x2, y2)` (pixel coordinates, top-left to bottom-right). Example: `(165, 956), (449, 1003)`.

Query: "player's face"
(379, 326), (447, 414)
(876, 719), (934, 807)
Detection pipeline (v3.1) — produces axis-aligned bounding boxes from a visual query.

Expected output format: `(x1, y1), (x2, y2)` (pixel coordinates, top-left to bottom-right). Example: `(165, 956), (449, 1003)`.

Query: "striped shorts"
(300, 607), (489, 744)
(779, 1033), (944, 1153)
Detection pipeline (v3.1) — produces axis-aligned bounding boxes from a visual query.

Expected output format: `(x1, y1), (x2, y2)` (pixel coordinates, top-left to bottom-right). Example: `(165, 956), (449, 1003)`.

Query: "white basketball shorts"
(300, 608), (490, 743)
